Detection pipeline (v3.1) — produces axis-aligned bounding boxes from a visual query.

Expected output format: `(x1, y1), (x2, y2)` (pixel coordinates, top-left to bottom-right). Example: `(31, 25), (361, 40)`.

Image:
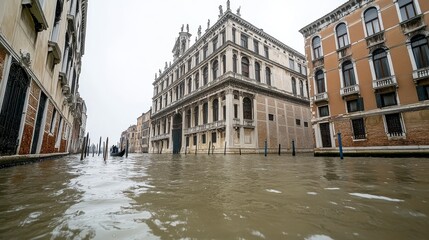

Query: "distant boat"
(110, 149), (125, 157)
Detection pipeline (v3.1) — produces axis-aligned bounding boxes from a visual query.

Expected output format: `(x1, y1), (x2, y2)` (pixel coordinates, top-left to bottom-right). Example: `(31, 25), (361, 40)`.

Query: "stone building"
(150, 2), (313, 154)
(0, 0), (88, 156)
(120, 125), (137, 153)
(299, 0), (429, 156)
(135, 110), (151, 153)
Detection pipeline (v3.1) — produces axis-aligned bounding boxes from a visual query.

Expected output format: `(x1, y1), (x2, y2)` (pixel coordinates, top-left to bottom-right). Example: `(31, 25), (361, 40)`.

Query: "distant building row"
(0, 0), (88, 157)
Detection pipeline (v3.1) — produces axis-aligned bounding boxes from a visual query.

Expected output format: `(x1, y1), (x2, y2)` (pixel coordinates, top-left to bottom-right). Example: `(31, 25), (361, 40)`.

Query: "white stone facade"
(150, 5), (313, 154)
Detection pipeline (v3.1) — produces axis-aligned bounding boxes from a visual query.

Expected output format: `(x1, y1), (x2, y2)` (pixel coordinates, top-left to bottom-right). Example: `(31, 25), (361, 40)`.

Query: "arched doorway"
(172, 113), (182, 154)
(0, 61), (30, 155)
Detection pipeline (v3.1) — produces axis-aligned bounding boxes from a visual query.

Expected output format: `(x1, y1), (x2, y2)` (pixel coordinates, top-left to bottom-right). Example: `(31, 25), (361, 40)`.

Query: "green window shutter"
(357, 97), (365, 111)
(416, 86), (426, 101)
(375, 93), (382, 108)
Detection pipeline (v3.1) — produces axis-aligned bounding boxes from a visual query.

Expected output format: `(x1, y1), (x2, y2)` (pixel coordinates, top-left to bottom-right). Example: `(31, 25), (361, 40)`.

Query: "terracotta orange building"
(300, 0), (429, 156)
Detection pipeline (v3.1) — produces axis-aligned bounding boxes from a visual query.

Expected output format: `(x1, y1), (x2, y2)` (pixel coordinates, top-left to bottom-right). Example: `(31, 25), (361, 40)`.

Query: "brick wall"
(333, 110), (429, 147)
(19, 81), (40, 154)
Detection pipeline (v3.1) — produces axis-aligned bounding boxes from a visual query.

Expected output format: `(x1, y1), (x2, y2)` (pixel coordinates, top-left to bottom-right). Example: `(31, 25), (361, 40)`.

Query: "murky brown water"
(0, 154), (428, 239)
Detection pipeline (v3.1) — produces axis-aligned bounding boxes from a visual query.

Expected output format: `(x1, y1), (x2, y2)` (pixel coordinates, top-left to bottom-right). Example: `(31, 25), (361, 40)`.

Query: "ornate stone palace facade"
(0, 0), (88, 156)
(300, 0), (429, 156)
(150, 2), (313, 154)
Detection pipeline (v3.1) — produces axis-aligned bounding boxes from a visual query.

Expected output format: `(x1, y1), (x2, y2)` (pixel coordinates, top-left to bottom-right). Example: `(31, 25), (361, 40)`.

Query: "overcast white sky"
(79, 0), (345, 144)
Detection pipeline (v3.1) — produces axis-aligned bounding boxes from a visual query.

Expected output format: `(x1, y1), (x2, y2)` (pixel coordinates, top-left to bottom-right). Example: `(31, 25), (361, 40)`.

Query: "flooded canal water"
(0, 154), (428, 239)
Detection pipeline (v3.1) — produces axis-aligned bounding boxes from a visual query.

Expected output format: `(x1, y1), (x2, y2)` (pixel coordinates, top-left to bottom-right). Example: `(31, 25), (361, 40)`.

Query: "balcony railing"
(151, 133), (170, 141)
(184, 120), (226, 134)
(372, 76), (397, 89)
(337, 45), (351, 59)
(400, 14), (426, 35)
(340, 84), (360, 97)
(243, 119), (255, 128)
(313, 92), (328, 102)
(412, 67), (429, 82)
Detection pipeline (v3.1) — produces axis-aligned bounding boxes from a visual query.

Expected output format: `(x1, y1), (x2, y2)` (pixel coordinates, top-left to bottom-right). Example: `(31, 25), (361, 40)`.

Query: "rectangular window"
(298, 63), (302, 74)
(202, 134), (206, 144)
(416, 85), (429, 101)
(241, 34), (248, 48)
(254, 40), (259, 54)
(264, 46), (269, 58)
(234, 104), (238, 118)
(268, 114), (274, 121)
(211, 132), (217, 143)
(352, 118), (366, 139)
(203, 46), (208, 60)
(399, 0), (417, 21)
(193, 135), (197, 146)
(304, 122), (309, 127)
(385, 113), (404, 137)
(186, 136), (189, 147)
(50, 108), (57, 133)
(347, 98), (364, 113)
(213, 37), (218, 52)
(221, 30), (225, 45)
(319, 105), (329, 117)
(296, 119), (301, 126)
(289, 59), (295, 70)
(232, 28), (236, 43)
(195, 53), (199, 65)
(188, 59), (192, 71)
(376, 92), (397, 108)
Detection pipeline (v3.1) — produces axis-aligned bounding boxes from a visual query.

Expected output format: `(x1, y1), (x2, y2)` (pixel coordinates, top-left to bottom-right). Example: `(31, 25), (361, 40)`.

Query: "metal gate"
(0, 62), (30, 155)
(172, 114), (182, 154)
(31, 92), (47, 154)
(319, 122), (332, 148)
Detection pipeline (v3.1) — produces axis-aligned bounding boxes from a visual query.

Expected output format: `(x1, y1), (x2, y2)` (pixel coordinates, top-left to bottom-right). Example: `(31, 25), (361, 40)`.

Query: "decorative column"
(225, 88), (234, 148)
(239, 92), (244, 146)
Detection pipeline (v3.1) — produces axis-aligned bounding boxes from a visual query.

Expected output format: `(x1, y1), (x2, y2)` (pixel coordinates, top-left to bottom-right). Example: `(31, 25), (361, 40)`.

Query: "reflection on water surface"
(0, 154), (428, 239)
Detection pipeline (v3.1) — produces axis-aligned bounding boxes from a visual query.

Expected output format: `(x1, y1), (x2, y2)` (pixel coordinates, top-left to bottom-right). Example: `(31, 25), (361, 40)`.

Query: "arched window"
(411, 35), (429, 69)
(222, 55), (226, 74)
(186, 109), (191, 128)
(373, 48), (391, 79)
(233, 54), (237, 73)
(212, 99), (219, 121)
(203, 66), (208, 85)
(243, 97), (252, 120)
(299, 80), (304, 96)
(255, 62), (261, 82)
(312, 36), (322, 59)
(194, 72), (199, 89)
(336, 23), (349, 49)
(398, 0), (416, 21)
(342, 61), (356, 87)
(266, 67), (271, 86)
(194, 106), (199, 126)
(292, 77), (297, 95)
(315, 70), (325, 93)
(364, 7), (381, 36)
(212, 60), (218, 80)
(203, 102), (208, 124)
(241, 57), (249, 77)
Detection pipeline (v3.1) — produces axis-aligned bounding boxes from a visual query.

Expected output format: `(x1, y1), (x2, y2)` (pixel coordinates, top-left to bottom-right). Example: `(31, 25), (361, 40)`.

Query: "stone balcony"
(184, 120), (226, 135)
(312, 57), (324, 69)
(412, 67), (429, 82)
(372, 76), (397, 90)
(340, 84), (360, 97)
(365, 31), (385, 48)
(312, 92), (328, 103)
(232, 118), (255, 128)
(151, 133), (170, 141)
(337, 45), (351, 60)
(400, 14), (426, 35)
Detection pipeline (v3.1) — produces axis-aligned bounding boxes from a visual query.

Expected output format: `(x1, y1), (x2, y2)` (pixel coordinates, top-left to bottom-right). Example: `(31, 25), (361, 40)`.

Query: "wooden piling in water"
(98, 137), (101, 156)
(208, 141), (211, 155)
(126, 139), (129, 158)
(224, 141), (226, 155)
(80, 137), (86, 160)
(278, 144), (281, 156)
(104, 137), (109, 161)
(292, 140), (296, 156)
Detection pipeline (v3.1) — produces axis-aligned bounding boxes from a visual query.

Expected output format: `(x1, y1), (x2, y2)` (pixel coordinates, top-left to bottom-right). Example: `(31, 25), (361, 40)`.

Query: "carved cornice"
(299, 0), (374, 38)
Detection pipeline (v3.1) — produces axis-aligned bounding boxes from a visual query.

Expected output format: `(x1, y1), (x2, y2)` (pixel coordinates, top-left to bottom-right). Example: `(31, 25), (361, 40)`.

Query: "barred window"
(385, 113), (404, 137)
(352, 118), (366, 139)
